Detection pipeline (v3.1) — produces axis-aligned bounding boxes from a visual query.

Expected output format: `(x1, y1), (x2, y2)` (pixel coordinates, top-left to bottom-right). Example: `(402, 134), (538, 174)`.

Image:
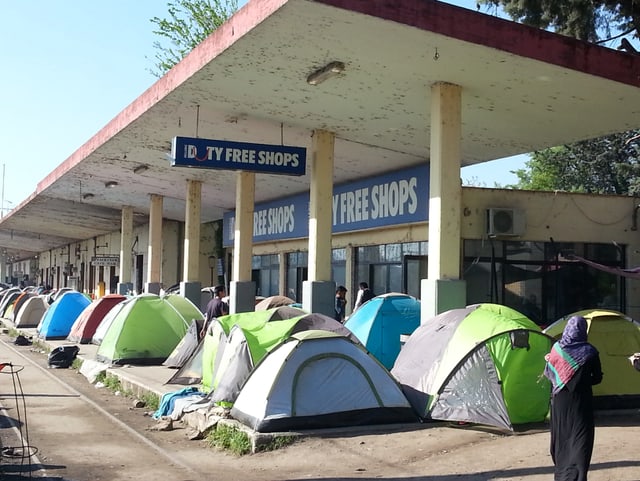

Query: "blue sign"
(170, 136), (306, 176)
(223, 165), (429, 246)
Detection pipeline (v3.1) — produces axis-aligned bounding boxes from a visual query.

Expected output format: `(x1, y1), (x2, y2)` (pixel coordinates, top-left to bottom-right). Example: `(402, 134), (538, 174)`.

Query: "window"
(463, 240), (625, 326)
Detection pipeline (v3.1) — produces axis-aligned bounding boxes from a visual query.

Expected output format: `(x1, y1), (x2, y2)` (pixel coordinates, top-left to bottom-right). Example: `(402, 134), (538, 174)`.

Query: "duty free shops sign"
(170, 136), (306, 176)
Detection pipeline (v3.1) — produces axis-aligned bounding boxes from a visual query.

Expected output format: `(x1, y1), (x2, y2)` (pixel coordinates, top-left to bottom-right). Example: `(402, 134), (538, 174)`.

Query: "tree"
(477, 2), (640, 194)
(149, 0), (239, 77)
(477, 0), (640, 44)
(512, 130), (640, 195)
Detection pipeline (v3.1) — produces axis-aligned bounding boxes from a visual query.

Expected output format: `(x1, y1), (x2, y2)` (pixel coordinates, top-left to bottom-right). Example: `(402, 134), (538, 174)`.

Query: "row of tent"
(3, 285), (640, 434)
(161, 297), (640, 433)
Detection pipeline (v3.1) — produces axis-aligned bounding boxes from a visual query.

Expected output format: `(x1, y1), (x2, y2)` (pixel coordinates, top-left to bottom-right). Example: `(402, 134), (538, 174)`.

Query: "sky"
(0, 0), (526, 214)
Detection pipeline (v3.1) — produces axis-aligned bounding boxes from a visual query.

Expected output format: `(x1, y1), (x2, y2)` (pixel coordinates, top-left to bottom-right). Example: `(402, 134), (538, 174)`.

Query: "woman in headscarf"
(544, 315), (603, 481)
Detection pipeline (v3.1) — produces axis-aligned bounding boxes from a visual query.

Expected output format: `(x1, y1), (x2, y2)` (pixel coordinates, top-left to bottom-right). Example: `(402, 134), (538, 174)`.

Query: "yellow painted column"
(303, 129), (336, 317)
(423, 82), (466, 319)
(230, 171), (255, 313)
(183, 180), (202, 282)
(117, 206), (133, 294)
(308, 130), (334, 282)
(146, 194), (163, 294)
(179, 180), (203, 306)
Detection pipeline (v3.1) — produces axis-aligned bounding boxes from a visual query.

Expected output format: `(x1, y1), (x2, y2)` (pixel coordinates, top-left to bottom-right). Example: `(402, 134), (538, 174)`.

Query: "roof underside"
(2, 0), (639, 261)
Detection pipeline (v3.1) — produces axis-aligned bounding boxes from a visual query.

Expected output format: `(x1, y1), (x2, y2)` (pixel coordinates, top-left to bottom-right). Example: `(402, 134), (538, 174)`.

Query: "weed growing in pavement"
(261, 435), (296, 452)
(31, 339), (50, 354)
(93, 371), (158, 404)
(72, 357), (83, 370)
(139, 391), (160, 411)
(208, 424), (252, 456)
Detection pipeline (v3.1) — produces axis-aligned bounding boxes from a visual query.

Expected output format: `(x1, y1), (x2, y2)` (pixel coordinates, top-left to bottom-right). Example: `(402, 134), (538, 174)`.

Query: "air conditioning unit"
(486, 208), (525, 236)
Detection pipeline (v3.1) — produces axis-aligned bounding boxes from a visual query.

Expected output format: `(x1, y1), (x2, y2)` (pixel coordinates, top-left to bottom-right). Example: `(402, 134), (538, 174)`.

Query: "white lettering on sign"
(183, 144), (299, 168)
(332, 177), (418, 225)
(91, 256), (120, 266)
(253, 204), (295, 236)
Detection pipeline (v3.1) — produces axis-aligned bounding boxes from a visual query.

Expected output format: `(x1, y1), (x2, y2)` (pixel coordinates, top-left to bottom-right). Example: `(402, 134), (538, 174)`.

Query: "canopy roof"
(2, 0), (639, 260)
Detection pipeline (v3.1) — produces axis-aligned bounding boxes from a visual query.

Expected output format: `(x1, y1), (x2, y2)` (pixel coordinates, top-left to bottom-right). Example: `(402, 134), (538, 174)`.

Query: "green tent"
(392, 303), (553, 431)
(96, 293), (202, 365)
(544, 309), (640, 409)
(200, 306), (306, 391)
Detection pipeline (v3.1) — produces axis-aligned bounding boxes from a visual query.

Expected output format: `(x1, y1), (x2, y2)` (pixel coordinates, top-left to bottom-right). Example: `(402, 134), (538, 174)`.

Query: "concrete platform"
(0, 318), (303, 453)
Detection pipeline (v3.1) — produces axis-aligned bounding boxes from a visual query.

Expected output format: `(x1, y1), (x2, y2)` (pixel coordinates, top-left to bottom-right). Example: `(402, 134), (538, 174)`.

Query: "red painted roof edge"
(316, 0), (640, 87)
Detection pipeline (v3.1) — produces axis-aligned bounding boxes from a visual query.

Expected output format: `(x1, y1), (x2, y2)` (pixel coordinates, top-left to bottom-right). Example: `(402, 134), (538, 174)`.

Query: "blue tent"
(344, 293), (421, 369)
(37, 291), (91, 340)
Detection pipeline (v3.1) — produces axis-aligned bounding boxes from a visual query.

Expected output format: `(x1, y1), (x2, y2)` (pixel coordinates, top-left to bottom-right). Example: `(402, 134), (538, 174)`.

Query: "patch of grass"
(139, 391), (160, 411)
(7, 327), (20, 338)
(95, 371), (107, 383)
(71, 357), (83, 370)
(208, 424), (252, 456)
(259, 435), (296, 452)
(31, 339), (50, 354)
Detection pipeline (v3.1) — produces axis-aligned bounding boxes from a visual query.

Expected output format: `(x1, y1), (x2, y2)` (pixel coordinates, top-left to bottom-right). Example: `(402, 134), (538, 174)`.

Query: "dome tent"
(96, 293), (202, 365)
(37, 291), (91, 340)
(344, 293), (421, 369)
(231, 330), (416, 433)
(544, 309), (640, 409)
(67, 294), (127, 344)
(391, 303), (553, 431)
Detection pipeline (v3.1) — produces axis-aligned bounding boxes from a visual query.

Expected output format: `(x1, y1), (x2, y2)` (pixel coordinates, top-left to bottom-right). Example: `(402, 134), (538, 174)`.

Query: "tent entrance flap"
(430, 346), (511, 430)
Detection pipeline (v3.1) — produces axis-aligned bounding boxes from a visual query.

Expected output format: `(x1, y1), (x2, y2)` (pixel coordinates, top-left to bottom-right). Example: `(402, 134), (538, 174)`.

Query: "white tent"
(231, 330), (416, 432)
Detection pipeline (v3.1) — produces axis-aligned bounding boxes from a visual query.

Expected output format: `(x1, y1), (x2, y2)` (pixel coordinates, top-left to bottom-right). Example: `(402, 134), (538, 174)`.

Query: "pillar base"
(116, 282), (133, 296)
(180, 281), (202, 312)
(229, 281), (255, 314)
(302, 281), (336, 319)
(145, 282), (162, 295)
(421, 278), (467, 323)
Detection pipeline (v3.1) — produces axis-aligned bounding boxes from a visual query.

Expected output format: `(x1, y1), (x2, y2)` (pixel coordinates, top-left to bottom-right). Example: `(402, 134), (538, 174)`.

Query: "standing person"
(201, 285), (229, 337)
(544, 315), (603, 481)
(354, 282), (374, 311)
(334, 285), (348, 323)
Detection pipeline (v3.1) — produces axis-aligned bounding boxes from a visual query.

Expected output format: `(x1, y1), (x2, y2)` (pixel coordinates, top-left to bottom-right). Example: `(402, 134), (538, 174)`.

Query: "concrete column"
(117, 206), (134, 295)
(230, 171), (255, 314)
(303, 129), (336, 317)
(345, 245), (355, 317)
(423, 82), (466, 321)
(180, 180), (202, 306)
(145, 194), (163, 294)
(0, 254), (5, 284)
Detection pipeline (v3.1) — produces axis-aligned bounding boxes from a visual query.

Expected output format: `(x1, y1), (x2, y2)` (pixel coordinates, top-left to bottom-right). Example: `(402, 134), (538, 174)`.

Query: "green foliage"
(149, 0), (239, 77)
(208, 424), (252, 455)
(477, 0), (640, 42)
(475, 3), (640, 193)
(71, 357), (84, 370)
(140, 392), (160, 411)
(261, 435), (296, 452)
(513, 131), (640, 194)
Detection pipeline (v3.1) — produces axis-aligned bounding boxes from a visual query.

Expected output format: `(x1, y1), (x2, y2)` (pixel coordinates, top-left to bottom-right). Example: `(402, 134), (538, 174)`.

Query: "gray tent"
(231, 330), (416, 432)
(163, 318), (204, 368)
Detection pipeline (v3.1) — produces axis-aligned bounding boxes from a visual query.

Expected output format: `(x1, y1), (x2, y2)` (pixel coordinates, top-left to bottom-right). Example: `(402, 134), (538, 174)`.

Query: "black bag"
(48, 345), (80, 368)
(14, 334), (32, 346)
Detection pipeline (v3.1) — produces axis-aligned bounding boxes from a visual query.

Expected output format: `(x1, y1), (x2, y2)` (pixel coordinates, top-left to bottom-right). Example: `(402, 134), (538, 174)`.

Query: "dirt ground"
(3, 335), (640, 481)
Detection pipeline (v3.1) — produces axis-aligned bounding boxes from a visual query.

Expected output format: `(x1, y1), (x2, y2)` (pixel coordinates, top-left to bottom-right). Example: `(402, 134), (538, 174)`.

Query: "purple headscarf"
(544, 315), (598, 394)
(558, 315), (598, 365)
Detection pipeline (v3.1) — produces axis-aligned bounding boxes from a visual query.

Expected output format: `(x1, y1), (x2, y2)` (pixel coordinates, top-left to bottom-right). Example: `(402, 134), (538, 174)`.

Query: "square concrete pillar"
(302, 280), (336, 319)
(229, 281), (255, 314)
(180, 281), (202, 312)
(145, 282), (161, 295)
(116, 282), (133, 295)
(421, 278), (466, 323)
